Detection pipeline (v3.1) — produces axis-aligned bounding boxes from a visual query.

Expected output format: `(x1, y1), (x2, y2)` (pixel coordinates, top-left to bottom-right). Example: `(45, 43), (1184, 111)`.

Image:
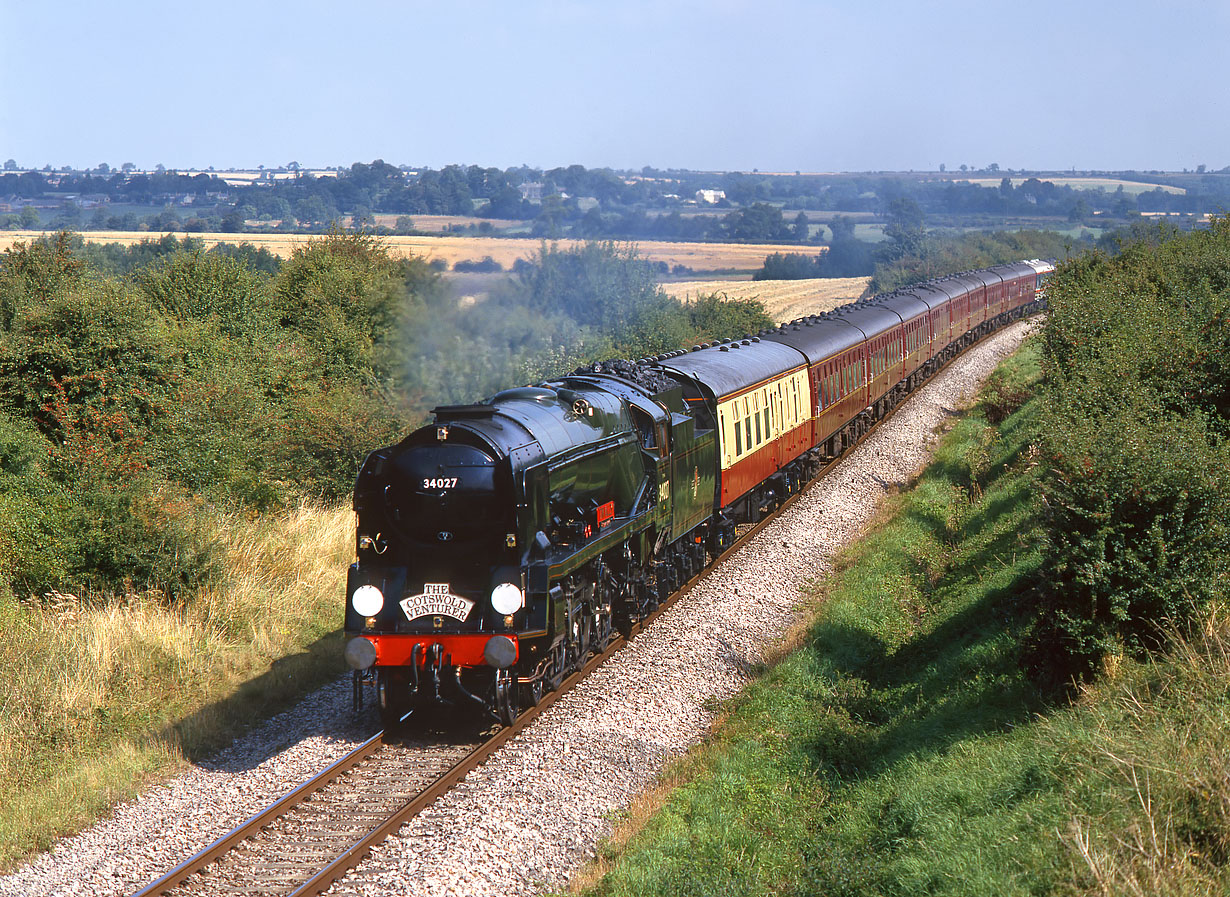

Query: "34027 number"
(422, 477), (459, 490)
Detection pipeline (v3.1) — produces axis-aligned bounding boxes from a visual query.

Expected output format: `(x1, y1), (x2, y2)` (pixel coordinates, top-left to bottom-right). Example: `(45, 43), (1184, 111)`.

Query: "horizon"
(6, 161), (1224, 178)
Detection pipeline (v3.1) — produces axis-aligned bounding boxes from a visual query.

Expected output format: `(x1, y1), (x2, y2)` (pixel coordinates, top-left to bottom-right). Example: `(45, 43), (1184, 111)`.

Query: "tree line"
(5, 161), (1228, 241)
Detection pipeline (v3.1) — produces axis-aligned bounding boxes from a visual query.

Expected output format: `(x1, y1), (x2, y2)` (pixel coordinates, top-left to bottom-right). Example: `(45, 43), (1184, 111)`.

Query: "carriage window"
(734, 414), (742, 456)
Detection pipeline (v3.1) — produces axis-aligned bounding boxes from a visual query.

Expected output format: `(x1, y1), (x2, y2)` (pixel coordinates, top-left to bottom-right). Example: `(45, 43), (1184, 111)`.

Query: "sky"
(2, 0), (1226, 174)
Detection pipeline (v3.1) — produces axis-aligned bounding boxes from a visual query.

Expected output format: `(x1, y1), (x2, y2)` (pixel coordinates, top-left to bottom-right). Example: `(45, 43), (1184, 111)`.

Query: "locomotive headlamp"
(490, 582), (523, 614)
(351, 584), (384, 617)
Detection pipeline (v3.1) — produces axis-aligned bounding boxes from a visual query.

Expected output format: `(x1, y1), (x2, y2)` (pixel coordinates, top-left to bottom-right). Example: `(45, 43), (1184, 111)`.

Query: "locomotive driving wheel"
(494, 669), (517, 726)
(569, 610), (592, 672)
(593, 604), (614, 652)
(521, 674), (544, 708)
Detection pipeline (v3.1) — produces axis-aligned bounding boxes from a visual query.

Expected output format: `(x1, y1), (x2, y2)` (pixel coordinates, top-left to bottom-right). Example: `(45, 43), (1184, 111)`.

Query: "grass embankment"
(576, 340), (1230, 896)
(0, 504), (352, 870)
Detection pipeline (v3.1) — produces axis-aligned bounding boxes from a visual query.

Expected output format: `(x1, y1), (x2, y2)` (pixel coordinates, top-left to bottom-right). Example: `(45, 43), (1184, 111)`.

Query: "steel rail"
(130, 308), (1038, 897)
(129, 729), (384, 897)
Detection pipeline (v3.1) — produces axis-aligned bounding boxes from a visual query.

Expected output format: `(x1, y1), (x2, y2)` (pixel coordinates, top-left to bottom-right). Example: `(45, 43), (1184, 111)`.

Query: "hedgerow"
(1027, 217), (1230, 683)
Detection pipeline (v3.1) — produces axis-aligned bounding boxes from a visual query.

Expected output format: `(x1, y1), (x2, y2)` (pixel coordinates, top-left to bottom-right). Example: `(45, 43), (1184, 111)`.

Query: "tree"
(792, 211), (810, 242)
(817, 215), (876, 277)
(267, 197), (293, 222)
(753, 252), (821, 280)
(485, 185), (529, 219)
(3, 159), (16, 171)
(56, 201), (82, 228)
(19, 206), (38, 229)
(882, 197), (926, 259)
(531, 194), (567, 238)
(121, 162), (135, 172)
(829, 215), (856, 243)
(220, 209), (245, 232)
(716, 203), (791, 242)
(295, 196), (339, 226)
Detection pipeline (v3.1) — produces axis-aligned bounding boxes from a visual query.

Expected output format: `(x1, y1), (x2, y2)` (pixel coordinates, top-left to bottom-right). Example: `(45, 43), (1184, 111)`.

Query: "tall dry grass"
(0, 503), (354, 869)
(1058, 606), (1230, 896)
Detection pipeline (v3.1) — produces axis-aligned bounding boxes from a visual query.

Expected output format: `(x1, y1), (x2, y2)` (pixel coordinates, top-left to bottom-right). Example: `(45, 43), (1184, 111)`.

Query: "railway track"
(130, 501), (793, 897)
(130, 313), (1037, 897)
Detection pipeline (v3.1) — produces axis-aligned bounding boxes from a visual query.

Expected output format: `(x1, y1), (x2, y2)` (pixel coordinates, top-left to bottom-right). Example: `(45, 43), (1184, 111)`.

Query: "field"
(367, 213), (521, 233)
(956, 176), (1185, 195)
(0, 231), (812, 275)
(660, 276), (870, 322)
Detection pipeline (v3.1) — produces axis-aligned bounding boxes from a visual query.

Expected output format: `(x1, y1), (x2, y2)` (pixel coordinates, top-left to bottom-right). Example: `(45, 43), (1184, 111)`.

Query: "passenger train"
(342, 259), (1054, 726)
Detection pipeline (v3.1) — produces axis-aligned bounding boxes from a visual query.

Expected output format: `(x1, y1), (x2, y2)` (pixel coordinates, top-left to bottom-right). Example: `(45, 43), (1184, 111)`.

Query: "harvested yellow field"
(956, 176), (1185, 195)
(0, 231), (812, 275)
(661, 276), (871, 323)
(368, 214), (499, 232)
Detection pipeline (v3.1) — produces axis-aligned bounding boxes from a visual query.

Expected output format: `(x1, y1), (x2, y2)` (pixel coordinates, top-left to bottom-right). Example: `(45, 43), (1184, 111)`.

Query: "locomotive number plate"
(400, 583), (474, 621)
(422, 477), (459, 490)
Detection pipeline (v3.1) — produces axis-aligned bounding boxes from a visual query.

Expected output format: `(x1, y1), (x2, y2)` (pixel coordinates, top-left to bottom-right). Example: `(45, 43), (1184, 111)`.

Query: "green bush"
(685, 293), (772, 342)
(0, 284), (179, 451)
(1029, 217), (1230, 682)
(0, 232), (88, 328)
(138, 248), (275, 341)
(274, 229), (430, 384)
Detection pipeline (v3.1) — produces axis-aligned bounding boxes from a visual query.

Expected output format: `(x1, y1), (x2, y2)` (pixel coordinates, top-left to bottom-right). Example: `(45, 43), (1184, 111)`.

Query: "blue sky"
(2, 0), (1225, 173)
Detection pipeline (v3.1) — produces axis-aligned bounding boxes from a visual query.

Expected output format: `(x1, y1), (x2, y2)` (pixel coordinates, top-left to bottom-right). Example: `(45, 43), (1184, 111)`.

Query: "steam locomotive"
(343, 260), (1054, 726)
